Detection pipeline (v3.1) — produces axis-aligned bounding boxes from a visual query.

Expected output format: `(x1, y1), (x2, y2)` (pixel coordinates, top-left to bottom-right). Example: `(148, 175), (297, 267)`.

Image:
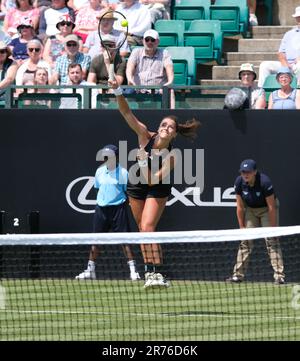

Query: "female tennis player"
(109, 80), (200, 288)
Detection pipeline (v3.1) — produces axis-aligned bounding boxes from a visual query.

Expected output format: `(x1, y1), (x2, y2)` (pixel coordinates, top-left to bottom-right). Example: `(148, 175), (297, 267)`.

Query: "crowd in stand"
(0, 0), (300, 109)
(0, 0), (173, 107)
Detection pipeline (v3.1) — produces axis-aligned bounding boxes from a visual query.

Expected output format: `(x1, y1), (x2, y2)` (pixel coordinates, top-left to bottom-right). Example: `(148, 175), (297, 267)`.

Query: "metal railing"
(0, 84), (252, 110)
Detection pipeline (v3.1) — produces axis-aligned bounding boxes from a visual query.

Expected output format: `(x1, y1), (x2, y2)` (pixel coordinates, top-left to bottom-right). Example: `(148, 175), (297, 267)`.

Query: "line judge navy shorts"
(93, 202), (130, 232)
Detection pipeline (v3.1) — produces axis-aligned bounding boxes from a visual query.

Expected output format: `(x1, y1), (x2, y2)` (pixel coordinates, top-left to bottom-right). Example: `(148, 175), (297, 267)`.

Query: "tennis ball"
(121, 19), (128, 27)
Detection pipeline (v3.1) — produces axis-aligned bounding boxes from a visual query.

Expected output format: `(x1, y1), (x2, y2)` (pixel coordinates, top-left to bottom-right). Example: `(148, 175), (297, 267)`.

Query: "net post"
(28, 211), (40, 278)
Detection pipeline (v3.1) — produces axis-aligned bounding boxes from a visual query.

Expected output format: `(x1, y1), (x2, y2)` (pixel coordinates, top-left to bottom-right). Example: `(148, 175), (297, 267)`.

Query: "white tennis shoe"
(130, 272), (141, 281)
(144, 272), (170, 289)
(249, 13), (258, 26)
(75, 269), (96, 280)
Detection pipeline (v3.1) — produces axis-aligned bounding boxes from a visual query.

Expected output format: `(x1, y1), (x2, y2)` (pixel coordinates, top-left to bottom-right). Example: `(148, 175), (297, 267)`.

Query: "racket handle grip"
(108, 63), (115, 81)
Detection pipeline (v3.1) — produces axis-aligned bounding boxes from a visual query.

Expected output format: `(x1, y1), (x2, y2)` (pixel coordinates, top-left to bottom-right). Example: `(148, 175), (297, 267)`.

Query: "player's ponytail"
(166, 115), (201, 140)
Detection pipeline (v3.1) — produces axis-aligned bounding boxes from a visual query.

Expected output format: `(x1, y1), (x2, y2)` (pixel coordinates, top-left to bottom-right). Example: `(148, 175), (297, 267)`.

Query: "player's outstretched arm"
(109, 79), (150, 141)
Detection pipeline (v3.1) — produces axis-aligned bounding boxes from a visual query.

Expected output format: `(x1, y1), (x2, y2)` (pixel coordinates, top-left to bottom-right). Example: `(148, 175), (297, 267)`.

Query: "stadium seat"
(184, 20), (224, 64)
(209, 0), (249, 37)
(166, 46), (196, 85)
(173, 0), (210, 30)
(154, 20), (185, 47)
(263, 74), (297, 101)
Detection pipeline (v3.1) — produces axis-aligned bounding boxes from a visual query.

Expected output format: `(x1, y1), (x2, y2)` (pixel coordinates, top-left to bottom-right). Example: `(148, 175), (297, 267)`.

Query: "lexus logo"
(66, 176), (236, 214)
(65, 176), (96, 214)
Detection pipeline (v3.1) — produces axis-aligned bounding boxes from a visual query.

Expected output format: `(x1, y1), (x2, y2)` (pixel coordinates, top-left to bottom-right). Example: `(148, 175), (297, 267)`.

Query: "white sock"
(127, 260), (136, 273)
(87, 260), (95, 271)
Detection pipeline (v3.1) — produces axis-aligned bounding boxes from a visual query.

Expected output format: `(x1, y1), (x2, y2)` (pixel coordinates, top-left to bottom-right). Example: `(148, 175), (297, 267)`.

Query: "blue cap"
(276, 66), (293, 80)
(96, 144), (118, 161)
(239, 159), (257, 172)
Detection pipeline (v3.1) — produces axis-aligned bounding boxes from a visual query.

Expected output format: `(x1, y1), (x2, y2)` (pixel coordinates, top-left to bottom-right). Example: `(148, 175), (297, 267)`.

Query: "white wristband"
(113, 87), (123, 96)
(138, 159), (148, 168)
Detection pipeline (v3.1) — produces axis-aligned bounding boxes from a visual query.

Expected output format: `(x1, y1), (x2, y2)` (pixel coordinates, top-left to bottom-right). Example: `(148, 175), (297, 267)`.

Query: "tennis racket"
(98, 10), (128, 81)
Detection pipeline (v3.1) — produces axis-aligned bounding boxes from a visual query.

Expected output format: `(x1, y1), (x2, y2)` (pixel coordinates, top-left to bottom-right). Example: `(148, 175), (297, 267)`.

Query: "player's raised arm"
(109, 79), (150, 141)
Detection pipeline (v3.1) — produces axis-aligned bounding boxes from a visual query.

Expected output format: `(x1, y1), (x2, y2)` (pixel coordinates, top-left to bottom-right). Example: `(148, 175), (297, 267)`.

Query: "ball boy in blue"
(75, 144), (140, 281)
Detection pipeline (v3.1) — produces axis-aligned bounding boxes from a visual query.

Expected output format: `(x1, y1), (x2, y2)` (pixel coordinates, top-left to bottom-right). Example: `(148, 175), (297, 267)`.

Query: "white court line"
(3, 309), (300, 321)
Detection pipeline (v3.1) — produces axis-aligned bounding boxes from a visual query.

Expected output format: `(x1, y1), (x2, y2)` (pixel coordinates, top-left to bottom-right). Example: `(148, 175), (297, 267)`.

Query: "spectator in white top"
(15, 39), (51, 94)
(83, 10), (130, 59)
(114, 0), (151, 46)
(139, 0), (170, 25)
(258, 7), (300, 87)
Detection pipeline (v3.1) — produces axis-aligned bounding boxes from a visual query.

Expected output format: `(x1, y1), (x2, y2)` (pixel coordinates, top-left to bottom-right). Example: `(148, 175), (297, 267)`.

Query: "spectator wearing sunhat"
(38, 0), (75, 41)
(239, 63), (266, 109)
(8, 17), (38, 65)
(84, 10), (130, 59)
(73, 0), (107, 43)
(258, 6), (300, 88)
(50, 34), (91, 84)
(43, 14), (83, 69)
(0, 41), (18, 102)
(268, 66), (300, 109)
(227, 159), (285, 285)
(224, 63), (266, 110)
(3, 0), (40, 37)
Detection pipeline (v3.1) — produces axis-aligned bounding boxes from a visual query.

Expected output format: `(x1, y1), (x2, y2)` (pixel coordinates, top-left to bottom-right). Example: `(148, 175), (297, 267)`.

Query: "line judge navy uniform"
(231, 169), (285, 283)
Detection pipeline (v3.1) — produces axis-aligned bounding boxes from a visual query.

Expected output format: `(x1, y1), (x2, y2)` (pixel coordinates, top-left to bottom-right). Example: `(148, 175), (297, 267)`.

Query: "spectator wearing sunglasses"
(126, 29), (173, 98)
(84, 10), (130, 60)
(50, 34), (91, 84)
(8, 17), (38, 66)
(38, 0), (75, 42)
(43, 14), (83, 70)
(15, 39), (51, 94)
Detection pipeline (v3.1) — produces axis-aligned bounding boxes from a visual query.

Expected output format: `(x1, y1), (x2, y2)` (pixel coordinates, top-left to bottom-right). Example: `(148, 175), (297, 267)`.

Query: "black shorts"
(93, 202), (130, 232)
(127, 182), (172, 200)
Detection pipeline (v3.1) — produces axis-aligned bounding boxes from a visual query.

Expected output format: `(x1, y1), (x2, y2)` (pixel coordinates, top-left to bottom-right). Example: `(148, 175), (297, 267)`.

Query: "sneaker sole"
(144, 282), (170, 289)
